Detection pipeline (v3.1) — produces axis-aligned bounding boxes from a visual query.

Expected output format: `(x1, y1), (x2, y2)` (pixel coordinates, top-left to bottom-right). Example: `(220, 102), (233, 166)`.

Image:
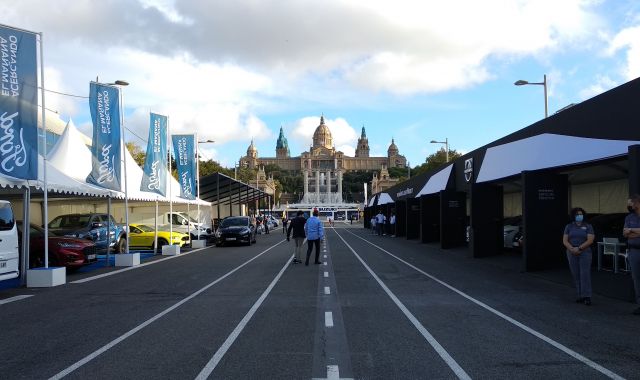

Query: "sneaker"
(633, 307), (640, 315)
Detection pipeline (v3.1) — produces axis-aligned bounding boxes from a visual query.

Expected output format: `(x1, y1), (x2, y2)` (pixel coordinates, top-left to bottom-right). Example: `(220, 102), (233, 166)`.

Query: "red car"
(18, 222), (98, 271)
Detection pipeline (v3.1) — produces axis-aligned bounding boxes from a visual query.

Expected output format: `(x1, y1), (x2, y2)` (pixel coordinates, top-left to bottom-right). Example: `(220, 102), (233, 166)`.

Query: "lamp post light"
(514, 74), (548, 118)
(430, 138), (449, 163)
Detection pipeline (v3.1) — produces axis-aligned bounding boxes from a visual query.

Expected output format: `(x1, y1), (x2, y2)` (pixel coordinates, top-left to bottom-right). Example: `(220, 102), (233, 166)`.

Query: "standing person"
(623, 194), (640, 315)
(287, 211), (306, 264)
(390, 212), (396, 237)
(282, 217), (288, 234)
(264, 215), (270, 234)
(370, 215), (376, 235)
(304, 208), (324, 266)
(562, 207), (595, 306)
(376, 210), (384, 236)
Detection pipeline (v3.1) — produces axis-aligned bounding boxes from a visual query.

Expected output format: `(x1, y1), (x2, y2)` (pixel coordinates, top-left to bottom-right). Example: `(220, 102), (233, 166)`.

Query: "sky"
(2, 0), (640, 168)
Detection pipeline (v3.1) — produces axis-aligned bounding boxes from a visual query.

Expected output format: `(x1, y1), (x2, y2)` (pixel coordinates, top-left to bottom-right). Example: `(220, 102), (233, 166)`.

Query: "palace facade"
(240, 116), (407, 204)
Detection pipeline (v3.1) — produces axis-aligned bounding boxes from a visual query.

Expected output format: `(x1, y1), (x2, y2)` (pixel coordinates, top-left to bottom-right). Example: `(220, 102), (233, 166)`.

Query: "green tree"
(412, 148), (462, 177)
(126, 142), (146, 167)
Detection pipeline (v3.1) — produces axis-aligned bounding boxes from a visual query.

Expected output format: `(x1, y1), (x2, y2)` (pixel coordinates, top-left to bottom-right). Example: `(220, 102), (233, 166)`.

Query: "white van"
(0, 200), (19, 281)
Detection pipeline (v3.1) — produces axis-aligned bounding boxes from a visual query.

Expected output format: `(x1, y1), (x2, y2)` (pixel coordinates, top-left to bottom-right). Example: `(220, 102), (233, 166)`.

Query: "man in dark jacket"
(287, 211), (306, 264)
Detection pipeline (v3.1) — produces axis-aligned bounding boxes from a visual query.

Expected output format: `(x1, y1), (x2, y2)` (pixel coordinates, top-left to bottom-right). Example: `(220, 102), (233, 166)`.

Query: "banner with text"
(172, 134), (196, 200)
(0, 25), (38, 180)
(87, 82), (122, 191)
(140, 113), (167, 196)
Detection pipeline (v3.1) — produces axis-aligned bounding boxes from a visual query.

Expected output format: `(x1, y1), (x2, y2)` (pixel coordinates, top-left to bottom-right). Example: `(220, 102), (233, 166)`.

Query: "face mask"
(575, 214), (584, 222)
(628, 206), (634, 213)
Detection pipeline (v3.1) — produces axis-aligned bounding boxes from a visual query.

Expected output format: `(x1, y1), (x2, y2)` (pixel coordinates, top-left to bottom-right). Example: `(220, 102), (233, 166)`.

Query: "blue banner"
(0, 26), (38, 180)
(87, 82), (122, 191)
(172, 134), (196, 200)
(140, 113), (167, 196)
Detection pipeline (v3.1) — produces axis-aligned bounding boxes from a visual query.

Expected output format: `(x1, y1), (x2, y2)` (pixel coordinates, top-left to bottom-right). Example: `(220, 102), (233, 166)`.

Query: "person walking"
(370, 215), (376, 235)
(304, 208), (324, 266)
(623, 194), (640, 315)
(390, 212), (396, 237)
(264, 215), (270, 234)
(562, 207), (595, 306)
(282, 217), (288, 234)
(287, 211), (306, 264)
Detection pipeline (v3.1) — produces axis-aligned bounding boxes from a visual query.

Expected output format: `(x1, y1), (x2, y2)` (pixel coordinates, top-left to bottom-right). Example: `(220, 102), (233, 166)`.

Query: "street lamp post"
(430, 138), (449, 163)
(514, 74), (548, 118)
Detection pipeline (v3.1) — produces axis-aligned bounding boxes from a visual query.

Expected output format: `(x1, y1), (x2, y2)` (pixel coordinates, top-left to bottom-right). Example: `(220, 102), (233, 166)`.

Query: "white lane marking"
(324, 286), (331, 295)
(345, 229), (625, 380)
(195, 255), (293, 379)
(71, 247), (209, 284)
(49, 240), (285, 380)
(327, 365), (339, 379)
(324, 255), (327, 258)
(335, 231), (471, 380)
(324, 271), (329, 278)
(324, 262), (327, 266)
(0, 295), (34, 305)
(325, 311), (334, 327)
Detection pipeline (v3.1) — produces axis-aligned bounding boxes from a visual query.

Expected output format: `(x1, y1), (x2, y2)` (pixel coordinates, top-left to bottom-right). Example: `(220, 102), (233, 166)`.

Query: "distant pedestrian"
(623, 194), (640, 315)
(370, 216), (376, 234)
(264, 215), (270, 234)
(350, 215), (353, 225)
(287, 211), (306, 264)
(376, 210), (384, 236)
(282, 217), (288, 234)
(562, 207), (594, 306)
(304, 208), (324, 266)
(390, 212), (396, 237)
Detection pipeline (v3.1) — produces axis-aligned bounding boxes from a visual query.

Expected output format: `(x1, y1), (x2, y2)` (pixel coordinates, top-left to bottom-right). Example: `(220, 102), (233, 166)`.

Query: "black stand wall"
(420, 194), (440, 243)
(406, 198), (420, 239)
(522, 171), (569, 271)
(629, 145), (640, 196)
(395, 200), (407, 237)
(470, 184), (504, 258)
(440, 190), (467, 249)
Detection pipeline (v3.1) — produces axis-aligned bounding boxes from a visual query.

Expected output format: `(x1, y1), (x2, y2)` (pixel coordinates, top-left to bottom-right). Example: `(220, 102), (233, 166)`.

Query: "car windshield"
(135, 224), (155, 232)
(221, 218), (248, 227)
(49, 215), (91, 228)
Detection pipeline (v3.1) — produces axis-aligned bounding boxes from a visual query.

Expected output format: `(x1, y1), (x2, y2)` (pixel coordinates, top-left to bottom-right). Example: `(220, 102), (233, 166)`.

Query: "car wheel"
(154, 238), (169, 250)
(116, 237), (127, 253)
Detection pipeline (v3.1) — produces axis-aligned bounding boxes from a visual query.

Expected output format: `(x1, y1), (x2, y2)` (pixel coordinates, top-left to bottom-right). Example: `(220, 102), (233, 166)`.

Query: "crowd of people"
(370, 210), (396, 237)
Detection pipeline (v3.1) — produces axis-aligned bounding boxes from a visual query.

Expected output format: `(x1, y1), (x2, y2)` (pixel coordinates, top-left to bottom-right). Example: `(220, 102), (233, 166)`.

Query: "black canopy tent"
(199, 172), (270, 227)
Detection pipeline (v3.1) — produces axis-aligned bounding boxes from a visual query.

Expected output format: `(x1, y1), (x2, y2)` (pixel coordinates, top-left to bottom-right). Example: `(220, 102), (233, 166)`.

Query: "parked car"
(48, 213), (127, 253)
(503, 215), (522, 249)
(18, 222), (97, 270)
(129, 224), (189, 249)
(0, 200), (19, 281)
(214, 216), (257, 247)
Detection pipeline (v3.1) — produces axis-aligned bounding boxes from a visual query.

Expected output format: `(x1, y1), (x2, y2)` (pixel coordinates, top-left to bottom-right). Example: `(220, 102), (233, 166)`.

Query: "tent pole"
(216, 174), (220, 229)
(20, 187), (30, 286)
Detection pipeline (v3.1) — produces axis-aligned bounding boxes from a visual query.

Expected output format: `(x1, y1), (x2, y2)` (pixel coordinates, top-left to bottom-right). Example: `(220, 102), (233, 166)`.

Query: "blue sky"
(2, 0), (639, 169)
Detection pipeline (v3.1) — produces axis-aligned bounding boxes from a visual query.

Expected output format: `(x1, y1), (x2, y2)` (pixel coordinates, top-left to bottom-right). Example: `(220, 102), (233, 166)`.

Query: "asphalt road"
(1, 223), (638, 379)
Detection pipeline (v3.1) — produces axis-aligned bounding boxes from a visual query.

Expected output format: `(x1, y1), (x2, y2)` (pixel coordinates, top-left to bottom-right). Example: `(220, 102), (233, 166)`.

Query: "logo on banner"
(464, 158), (473, 183)
(397, 188), (413, 198)
(141, 113), (167, 195)
(172, 134), (196, 200)
(0, 26), (38, 180)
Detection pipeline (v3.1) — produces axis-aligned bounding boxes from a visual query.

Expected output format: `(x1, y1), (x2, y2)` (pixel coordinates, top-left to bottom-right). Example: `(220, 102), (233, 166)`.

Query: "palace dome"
(312, 115), (333, 149)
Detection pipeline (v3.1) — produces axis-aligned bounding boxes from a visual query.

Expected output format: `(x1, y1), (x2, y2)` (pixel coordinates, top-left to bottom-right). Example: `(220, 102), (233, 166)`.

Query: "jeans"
(306, 239), (321, 264)
(566, 249), (592, 298)
(629, 249), (640, 304)
(293, 237), (305, 261)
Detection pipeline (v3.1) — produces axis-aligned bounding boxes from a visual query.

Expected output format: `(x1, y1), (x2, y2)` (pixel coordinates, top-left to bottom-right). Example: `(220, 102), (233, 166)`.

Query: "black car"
(214, 216), (257, 247)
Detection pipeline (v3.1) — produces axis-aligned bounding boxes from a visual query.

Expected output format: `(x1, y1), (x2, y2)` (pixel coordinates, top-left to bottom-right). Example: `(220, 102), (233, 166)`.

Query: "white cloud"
(579, 75), (618, 100)
(607, 25), (640, 80)
(290, 116), (358, 153)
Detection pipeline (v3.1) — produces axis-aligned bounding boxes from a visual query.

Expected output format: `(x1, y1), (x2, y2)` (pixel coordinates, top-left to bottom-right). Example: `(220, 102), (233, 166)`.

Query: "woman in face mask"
(562, 207), (595, 305)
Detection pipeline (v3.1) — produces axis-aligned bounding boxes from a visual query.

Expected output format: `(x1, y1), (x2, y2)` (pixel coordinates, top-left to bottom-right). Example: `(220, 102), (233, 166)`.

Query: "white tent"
(416, 164), (453, 197)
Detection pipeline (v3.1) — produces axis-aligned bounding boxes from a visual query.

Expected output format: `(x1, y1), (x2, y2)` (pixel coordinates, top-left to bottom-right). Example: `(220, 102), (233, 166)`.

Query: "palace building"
(240, 116), (407, 204)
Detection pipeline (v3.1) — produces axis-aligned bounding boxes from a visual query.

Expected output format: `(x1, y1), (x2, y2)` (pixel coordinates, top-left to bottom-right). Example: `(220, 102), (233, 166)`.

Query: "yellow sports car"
(129, 224), (189, 248)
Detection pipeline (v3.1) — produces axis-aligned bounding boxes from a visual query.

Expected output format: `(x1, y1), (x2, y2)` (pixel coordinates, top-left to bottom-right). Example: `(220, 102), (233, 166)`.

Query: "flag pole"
(120, 85), (129, 254)
(168, 116), (173, 240)
(196, 133), (201, 241)
(39, 32), (49, 268)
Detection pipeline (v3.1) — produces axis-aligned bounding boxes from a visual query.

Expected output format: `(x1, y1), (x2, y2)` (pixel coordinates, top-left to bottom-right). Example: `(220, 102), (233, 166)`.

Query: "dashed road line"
(344, 228), (625, 380)
(324, 286), (331, 295)
(324, 271), (329, 278)
(325, 311), (334, 327)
